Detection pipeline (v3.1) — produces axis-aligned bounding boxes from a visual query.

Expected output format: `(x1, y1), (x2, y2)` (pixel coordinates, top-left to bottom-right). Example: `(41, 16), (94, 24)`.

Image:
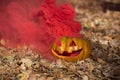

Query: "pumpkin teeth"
(74, 46), (78, 51)
(56, 47), (64, 54)
(60, 47), (65, 54)
(67, 46), (73, 53)
(54, 49), (82, 57)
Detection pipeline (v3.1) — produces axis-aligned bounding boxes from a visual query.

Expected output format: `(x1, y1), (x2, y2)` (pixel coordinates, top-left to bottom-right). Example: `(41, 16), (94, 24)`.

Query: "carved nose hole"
(70, 41), (76, 46)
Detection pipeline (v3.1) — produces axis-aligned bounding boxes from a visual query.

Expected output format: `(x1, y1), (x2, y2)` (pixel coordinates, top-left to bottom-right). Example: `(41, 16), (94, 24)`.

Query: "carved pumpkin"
(51, 36), (91, 62)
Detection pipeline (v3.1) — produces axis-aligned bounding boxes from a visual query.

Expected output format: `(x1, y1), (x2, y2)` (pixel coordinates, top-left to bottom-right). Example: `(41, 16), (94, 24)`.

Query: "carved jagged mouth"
(54, 49), (82, 57)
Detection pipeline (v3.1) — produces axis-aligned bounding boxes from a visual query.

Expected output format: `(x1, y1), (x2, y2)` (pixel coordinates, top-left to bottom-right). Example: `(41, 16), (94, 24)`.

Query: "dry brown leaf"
(97, 58), (106, 65)
(17, 71), (31, 80)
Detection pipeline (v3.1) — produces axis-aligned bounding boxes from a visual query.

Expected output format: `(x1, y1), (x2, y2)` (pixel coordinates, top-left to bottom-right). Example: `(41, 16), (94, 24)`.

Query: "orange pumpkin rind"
(51, 36), (91, 62)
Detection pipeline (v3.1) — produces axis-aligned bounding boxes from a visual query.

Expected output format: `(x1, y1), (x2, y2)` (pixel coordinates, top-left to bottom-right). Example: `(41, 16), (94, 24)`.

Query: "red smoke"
(0, 0), (82, 60)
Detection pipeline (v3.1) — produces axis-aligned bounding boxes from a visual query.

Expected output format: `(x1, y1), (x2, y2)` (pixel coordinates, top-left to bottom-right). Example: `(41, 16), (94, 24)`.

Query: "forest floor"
(0, 0), (120, 80)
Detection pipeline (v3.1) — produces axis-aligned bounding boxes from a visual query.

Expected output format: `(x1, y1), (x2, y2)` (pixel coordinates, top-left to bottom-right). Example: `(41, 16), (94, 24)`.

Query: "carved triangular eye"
(56, 40), (61, 46)
(70, 41), (76, 46)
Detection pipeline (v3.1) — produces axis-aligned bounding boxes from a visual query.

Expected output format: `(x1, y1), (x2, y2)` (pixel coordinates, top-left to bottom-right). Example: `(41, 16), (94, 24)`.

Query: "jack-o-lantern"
(51, 36), (91, 62)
